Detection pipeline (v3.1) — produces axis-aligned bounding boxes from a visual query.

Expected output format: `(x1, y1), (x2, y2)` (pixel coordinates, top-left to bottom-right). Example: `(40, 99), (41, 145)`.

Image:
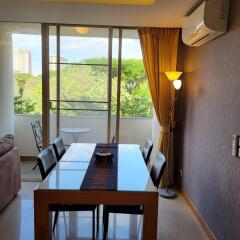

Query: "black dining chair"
(52, 137), (66, 161)
(37, 147), (99, 238)
(37, 146), (56, 180)
(142, 138), (153, 165)
(102, 151), (166, 240)
(31, 120), (43, 170)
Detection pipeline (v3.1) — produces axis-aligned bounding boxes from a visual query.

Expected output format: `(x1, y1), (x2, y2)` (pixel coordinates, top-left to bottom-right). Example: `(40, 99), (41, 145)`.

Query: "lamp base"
(159, 187), (177, 199)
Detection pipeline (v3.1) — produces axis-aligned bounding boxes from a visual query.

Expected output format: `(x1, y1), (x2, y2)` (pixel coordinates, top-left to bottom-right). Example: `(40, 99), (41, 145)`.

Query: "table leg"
(142, 196), (158, 240)
(72, 133), (79, 143)
(34, 203), (52, 240)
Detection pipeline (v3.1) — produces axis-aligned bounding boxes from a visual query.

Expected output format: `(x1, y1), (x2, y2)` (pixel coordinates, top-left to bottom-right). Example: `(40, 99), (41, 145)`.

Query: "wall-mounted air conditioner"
(182, 0), (229, 47)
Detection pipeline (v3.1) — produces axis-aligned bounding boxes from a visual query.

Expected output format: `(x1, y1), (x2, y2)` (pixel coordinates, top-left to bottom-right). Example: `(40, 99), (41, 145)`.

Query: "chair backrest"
(31, 120), (42, 153)
(52, 137), (66, 161)
(150, 151), (166, 188)
(37, 147), (57, 180)
(142, 138), (153, 165)
(111, 134), (116, 144)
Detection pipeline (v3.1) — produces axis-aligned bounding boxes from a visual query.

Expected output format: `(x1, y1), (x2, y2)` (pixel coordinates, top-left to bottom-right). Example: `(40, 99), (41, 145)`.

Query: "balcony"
(15, 114), (152, 156)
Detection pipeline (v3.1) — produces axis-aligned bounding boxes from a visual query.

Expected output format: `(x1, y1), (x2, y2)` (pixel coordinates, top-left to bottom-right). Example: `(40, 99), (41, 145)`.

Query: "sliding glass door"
(42, 24), (152, 148)
(42, 24), (116, 146)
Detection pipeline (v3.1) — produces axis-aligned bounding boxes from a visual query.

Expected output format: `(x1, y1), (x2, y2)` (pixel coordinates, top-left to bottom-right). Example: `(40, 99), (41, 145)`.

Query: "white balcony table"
(60, 127), (91, 142)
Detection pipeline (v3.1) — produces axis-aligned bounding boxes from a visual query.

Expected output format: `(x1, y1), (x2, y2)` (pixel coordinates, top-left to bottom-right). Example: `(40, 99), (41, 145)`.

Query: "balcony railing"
(14, 114), (152, 156)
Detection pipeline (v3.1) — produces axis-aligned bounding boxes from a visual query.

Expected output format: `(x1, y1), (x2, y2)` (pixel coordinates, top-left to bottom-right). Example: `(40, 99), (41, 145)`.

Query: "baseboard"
(181, 190), (217, 240)
(20, 156), (36, 161)
(21, 177), (41, 182)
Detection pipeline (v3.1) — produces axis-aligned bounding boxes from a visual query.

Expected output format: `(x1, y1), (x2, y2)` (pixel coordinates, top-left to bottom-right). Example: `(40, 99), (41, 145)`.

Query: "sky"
(12, 33), (143, 75)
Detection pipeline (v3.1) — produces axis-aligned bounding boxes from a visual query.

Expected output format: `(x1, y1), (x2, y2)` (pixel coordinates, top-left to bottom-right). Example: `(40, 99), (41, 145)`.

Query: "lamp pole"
(159, 91), (177, 198)
(159, 71), (182, 199)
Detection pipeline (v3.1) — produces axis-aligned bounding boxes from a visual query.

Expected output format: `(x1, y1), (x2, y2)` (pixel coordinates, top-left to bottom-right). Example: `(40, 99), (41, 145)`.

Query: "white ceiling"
(37, 0), (156, 5)
(0, 0), (203, 27)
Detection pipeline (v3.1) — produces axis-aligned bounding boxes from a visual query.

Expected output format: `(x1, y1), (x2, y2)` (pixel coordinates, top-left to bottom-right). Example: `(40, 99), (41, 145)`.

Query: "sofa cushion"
(0, 135), (14, 157)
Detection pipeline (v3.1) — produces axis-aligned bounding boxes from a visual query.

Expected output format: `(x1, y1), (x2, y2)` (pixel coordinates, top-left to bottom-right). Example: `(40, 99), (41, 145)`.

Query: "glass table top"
(55, 161), (89, 171)
(39, 143), (156, 192)
(60, 143), (94, 162)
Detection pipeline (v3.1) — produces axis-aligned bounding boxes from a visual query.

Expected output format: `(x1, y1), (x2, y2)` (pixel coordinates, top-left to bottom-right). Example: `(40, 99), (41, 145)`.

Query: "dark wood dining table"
(34, 143), (158, 239)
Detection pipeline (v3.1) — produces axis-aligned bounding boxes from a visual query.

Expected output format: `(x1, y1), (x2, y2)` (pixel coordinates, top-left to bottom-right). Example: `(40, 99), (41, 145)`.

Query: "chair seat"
(50, 204), (97, 212)
(104, 205), (143, 215)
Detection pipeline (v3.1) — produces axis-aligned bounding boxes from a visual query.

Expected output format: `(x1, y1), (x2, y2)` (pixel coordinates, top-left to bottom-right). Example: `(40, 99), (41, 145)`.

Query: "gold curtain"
(138, 28), (179, 186)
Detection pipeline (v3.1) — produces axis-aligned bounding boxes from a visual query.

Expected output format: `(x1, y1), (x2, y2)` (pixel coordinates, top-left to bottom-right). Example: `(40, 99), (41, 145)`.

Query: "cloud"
(61, 37), (107, 51)
(11, 32), (143, 74)
(12, 34), (41, 49)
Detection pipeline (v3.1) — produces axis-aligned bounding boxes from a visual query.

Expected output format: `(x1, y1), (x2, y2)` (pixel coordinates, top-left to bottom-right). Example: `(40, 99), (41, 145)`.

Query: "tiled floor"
(21, 160), (41, 182)
(0, 182), (208, 240)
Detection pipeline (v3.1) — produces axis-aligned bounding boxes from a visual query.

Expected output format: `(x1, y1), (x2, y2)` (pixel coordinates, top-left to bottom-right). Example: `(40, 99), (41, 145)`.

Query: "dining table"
(34, 143), (159, 240)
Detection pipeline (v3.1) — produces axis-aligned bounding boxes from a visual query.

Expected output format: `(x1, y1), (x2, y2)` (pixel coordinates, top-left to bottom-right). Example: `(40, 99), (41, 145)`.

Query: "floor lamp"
(159, 71), (183, 199)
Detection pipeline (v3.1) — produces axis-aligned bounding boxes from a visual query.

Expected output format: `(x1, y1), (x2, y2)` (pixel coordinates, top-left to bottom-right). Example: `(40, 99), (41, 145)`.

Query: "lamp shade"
(165, 71), (183, 81)
(173, 80), (182, 90)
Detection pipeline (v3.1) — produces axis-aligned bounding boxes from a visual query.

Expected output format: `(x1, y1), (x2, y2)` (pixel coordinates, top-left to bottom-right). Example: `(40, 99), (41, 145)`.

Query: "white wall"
(0, 0), (194, 27)
(0, 25), (14, 136)
(14, 114), (152, 156)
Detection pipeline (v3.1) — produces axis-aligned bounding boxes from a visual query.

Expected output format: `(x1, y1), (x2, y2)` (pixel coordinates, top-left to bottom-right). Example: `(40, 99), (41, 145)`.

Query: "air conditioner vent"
(182, 0), (229, 47)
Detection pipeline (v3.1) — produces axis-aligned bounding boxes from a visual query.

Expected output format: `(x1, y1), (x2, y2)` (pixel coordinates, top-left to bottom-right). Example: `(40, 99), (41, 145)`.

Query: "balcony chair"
(37, 147), (99, 238)
(31, 120), (42, 170)
(103, 151), (166, 240)
(142, 138), (153, 165)
(111, 134), (116, 144)
(52, 137), (66, 161)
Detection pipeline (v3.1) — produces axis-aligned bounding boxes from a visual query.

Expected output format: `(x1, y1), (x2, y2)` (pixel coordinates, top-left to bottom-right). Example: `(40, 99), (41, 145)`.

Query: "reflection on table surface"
(55, 161), (89, 170)
(39, 143), (156, 192)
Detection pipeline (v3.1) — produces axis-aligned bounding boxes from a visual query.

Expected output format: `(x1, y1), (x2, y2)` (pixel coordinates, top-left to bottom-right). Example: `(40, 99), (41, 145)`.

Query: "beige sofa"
(0, 135), (21, 212)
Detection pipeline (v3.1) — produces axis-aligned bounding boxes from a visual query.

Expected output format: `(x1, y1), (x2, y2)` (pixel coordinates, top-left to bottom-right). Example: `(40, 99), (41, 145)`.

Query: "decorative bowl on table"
(94, 151), (113, 165)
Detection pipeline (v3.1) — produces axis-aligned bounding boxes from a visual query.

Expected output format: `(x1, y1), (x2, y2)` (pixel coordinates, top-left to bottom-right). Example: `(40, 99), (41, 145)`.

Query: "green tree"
(14, 58), (152, 118)
(14, 73), (36, 114)
(121, 59), (146, 93)
(120, 81), (152, 117)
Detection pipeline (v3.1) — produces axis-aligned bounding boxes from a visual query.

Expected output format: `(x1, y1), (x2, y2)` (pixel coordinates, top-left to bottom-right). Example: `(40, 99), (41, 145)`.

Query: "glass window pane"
(60, 64), (108, 102)
(60, 27), (109, 64)
(59, 110), (108, 144)
(120, 29), (152, 118)
(12, 23), (42, 115)
(49, 25), (110, 144)
(119, 29), (152, 146)
(0, 22), (42, 165)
